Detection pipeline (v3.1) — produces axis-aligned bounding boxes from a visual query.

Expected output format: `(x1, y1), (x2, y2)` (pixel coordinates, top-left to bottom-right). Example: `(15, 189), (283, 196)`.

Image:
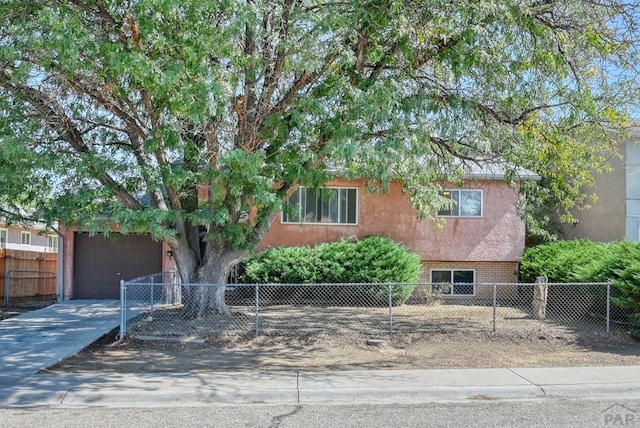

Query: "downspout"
(56, 230), (64, 302)
(50, 225), (64, 302)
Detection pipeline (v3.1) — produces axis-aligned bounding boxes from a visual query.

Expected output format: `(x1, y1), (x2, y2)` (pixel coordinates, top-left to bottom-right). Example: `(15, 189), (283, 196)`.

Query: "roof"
(462, 162), (541, 181)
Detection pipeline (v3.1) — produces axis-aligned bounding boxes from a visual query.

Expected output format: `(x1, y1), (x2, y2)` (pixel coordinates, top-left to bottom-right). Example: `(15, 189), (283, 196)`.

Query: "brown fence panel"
(0, 249), (58, 306)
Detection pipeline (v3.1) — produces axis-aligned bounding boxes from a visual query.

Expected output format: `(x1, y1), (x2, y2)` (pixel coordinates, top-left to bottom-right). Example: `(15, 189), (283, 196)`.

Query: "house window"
(21, 231), (31, 245)
(0, 229), (6, 248)
(282, 187), (358, 224)
(48, 235), (58, 253)
(437, 189), (482, 217)
(431, 269), (475, 295)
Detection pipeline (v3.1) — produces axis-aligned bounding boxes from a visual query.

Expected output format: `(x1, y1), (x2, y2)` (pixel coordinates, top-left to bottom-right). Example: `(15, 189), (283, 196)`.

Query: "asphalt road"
(1, 398), (639, 428)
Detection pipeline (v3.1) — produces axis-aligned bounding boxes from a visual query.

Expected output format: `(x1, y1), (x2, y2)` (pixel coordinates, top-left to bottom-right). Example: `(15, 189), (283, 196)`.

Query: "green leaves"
(0, 0), (639, 278)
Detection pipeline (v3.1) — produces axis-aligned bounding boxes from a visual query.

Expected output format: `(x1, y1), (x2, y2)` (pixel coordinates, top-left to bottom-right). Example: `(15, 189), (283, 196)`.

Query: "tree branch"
(0, 74), (142, 210)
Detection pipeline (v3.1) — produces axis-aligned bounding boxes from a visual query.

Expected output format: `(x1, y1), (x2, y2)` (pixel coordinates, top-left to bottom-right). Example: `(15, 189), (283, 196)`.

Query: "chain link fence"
(119, 274), (617, 340)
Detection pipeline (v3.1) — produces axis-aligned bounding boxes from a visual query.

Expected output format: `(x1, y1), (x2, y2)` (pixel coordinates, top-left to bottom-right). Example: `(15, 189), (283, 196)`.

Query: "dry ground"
(47, 328), (640, 373)
(3, 301), (629, 373)
(0, 305), (47, 321)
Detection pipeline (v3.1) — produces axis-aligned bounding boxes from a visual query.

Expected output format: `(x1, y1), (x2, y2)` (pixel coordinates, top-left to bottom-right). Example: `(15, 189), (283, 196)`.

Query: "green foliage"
(522, 240), (640, 336)
(237, 236), (422, 305)
(610, 262), (640, 339)
(520, 240), (608, 283)
(0, 0), (639, 286)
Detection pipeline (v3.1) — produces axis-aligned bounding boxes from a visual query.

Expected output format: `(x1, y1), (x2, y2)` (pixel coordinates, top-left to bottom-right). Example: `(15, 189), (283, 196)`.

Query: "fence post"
(150, 276), (155, 314)
(492, 284), (497, 333)
(3, 271), (8, 307)
(388, 284), (393, 334)
(606, 282), (611, 333)
(255, 284), (260, 335)
(119, 279), (126, 339)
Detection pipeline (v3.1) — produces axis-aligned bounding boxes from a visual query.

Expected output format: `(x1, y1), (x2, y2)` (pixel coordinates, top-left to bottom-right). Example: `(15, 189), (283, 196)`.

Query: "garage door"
(74, 232), (163, 299)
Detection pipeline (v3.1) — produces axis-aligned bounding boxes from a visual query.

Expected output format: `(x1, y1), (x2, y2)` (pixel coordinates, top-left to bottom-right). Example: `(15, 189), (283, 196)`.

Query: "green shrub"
(520, 240), (607, 283)
(237, 236), (422, 305)
(521, 239), (640, 335)
(611, 262), (640, 339)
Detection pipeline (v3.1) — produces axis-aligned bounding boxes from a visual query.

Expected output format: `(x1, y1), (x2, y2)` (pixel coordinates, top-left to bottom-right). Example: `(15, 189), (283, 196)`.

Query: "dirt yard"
(0, 305), (47, 321)
(47, 328), (640, 373)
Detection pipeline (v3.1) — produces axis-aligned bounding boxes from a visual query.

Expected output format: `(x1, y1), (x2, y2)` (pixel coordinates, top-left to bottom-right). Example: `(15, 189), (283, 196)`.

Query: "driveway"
(0, 300), (133, 378)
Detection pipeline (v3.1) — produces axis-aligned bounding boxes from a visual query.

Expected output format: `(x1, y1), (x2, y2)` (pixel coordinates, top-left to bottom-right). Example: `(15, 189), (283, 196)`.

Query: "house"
(59, 164), (538, 300)
(0, 221), (59, 254)
(259, 167), (537, 296)
(562, 127), (640, 242)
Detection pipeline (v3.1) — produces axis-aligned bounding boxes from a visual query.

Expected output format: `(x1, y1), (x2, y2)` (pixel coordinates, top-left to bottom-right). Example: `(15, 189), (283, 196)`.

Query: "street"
(1, 398), (639, 428)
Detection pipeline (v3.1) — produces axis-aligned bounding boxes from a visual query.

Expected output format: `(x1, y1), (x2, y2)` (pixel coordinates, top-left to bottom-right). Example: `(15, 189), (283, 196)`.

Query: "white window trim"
(48, 235), (59, 253)
(0, 229), (7, 248)
(282, 186), (359, 226)
(430, 268), (476, 296)
(437, 189), (483, 218)
(21, 231), (31, 246)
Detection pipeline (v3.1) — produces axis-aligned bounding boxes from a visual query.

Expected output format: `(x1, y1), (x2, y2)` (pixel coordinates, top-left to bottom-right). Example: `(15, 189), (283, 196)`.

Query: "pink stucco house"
(59, 165), (538, 300)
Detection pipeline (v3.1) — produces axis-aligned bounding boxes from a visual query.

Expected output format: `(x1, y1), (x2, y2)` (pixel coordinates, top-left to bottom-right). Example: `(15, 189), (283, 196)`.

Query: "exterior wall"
(258, 178), (525, 263)
(420, 261), (519, 283)
(562, 141), (627, 242)
(0, 224), (58, 253)
(625, 141), (640, 241)
(562, 134), (640, 243)
(420, 261), (520, 301)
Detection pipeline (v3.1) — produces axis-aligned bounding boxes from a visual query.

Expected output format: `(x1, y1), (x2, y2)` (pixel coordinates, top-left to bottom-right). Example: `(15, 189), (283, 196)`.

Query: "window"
(21, 231), (31, 245)
(48, 235), (58, 253)
(431, 269), (475, 295)
(437, 189), (482, 217)
(0, 229), (6, 248)
(283, 187), (358, 224)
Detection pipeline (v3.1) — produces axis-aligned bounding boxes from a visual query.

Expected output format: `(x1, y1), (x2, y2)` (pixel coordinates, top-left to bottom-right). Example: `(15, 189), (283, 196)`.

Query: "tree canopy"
(1, 1), (639, 293)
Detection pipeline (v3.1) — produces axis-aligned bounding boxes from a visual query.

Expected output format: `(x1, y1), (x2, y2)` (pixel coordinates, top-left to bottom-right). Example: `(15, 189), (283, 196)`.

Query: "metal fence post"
(119, 279), (126, 339)
(606, 282), (611, 333)
(388, 284), (393, 334)
(255, 284), (260, 335)
(492, 284), (497, 333)
(150, 276), (155, 314)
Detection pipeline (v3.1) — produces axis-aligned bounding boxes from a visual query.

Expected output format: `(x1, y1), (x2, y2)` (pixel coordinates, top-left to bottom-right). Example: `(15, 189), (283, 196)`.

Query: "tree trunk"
(172, 238), (248, 319)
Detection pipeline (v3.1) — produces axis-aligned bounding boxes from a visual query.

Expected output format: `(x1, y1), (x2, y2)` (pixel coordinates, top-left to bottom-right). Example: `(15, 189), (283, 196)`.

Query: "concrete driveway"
(0, 300), (129, 377)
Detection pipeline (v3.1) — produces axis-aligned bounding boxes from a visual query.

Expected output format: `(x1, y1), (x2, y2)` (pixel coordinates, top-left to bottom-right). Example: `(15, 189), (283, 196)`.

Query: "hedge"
(236, 236), (422, 305)
(521, 240), (640, 339)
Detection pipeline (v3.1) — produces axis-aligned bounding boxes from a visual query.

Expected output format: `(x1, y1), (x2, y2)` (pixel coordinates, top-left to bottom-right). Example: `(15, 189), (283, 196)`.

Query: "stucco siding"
(258, 178), (525, 263)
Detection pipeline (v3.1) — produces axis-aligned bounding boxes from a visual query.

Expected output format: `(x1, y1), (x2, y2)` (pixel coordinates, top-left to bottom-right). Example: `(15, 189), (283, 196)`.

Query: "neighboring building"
(0, 222), (59, 254)
(562, 127), (640, 242)
(60, 164), (538, 300)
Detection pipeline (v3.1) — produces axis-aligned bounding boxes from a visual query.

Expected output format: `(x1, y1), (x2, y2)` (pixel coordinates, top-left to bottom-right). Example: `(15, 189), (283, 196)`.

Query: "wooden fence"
(0, 249), (58, 306)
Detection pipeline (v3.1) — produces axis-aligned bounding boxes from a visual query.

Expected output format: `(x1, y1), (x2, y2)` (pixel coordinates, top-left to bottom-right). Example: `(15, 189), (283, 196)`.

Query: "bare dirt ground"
(0, 304), (48, 321)
(47, 328), (640, 373)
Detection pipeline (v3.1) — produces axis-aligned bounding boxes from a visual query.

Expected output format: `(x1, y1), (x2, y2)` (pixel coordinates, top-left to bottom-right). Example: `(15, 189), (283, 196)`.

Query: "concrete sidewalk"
(1, 367), (640, 407)
(0, 300), (129, 379)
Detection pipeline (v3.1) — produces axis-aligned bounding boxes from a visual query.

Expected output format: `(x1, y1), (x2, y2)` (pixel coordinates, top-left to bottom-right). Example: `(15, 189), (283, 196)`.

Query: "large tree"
(1, 1), (638, 314)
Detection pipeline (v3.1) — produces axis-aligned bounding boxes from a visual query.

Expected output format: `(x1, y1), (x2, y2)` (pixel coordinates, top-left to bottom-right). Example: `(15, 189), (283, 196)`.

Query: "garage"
(73, 232), (163, 299)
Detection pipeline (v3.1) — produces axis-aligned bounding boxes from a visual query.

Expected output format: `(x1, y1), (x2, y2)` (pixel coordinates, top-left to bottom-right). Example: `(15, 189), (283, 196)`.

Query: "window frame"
(282, 186), (359, 225)
(48, 235), (58, 253)
(21, 231), (31, 246)
(0, 229), (6, 248)
(437, 189), (483, 218)
(430, 268), (476, 296)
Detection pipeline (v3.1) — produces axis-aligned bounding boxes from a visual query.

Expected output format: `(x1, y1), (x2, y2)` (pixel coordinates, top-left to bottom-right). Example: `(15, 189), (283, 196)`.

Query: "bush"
(237, 236), (422, 305)
(520, 240), (607, 283)
(521, 239), (640, 336)
(611, 262), (640, 339)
